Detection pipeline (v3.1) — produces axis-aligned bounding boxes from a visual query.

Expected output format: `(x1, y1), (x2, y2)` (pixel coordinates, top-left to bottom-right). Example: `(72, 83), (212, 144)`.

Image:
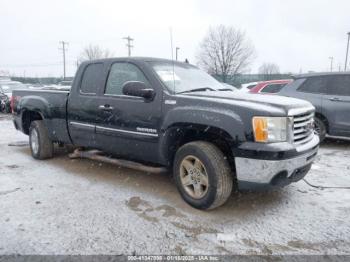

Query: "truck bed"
(13, 89), (71, 144)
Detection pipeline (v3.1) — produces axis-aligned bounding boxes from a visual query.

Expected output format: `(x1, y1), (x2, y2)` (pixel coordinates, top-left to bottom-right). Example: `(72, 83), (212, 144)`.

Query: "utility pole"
(59, 41), (68, 79)
(123, 36), (134, 56)
(345, 32), (350, 71)
(328, 56), (334, 72)
(175, 47), (180, 61)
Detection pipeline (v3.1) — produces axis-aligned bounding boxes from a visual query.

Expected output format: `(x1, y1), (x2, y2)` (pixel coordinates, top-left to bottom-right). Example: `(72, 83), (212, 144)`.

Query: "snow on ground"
(0, 115), (349, 255)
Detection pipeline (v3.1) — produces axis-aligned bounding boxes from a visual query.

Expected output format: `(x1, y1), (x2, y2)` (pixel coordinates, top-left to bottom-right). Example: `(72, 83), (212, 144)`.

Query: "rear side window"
(260, 83), (286, 93)
(80, 63), (104, 94)
(246, 84), (257, 90)
(297, 77), (328, 94)
(105, 62), (149, 96)
(326, 75), (350, 96)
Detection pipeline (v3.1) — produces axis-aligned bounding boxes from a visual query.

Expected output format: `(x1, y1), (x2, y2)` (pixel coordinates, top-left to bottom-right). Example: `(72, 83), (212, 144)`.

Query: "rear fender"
(19, 96), (52, 120)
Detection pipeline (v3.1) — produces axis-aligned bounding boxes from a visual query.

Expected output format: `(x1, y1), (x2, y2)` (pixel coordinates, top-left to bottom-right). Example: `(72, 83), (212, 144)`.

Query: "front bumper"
(235, 135), (319, 189)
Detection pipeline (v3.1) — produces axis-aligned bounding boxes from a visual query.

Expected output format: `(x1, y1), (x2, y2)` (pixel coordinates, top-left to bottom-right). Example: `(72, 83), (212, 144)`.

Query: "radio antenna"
(169, 27), (176, 93)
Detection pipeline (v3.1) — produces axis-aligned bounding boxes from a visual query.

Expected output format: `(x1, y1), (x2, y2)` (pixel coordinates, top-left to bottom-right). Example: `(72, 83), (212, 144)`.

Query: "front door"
(95, 61), (162, 163)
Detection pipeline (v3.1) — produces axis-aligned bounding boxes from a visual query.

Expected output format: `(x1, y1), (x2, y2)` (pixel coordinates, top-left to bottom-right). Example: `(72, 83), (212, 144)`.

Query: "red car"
(249, 79), (292, 94)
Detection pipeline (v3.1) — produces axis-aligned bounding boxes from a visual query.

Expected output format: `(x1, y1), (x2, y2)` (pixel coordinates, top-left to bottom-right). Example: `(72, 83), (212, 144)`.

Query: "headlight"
(252, 117), (291, 143)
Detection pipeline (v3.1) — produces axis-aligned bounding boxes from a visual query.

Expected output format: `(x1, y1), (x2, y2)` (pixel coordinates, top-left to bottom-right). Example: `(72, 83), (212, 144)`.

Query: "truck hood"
(183, 91), (314, 115)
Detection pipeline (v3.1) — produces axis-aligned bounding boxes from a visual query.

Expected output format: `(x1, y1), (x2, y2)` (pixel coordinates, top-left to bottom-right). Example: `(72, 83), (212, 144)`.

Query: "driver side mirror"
(122, 81), (155, 100)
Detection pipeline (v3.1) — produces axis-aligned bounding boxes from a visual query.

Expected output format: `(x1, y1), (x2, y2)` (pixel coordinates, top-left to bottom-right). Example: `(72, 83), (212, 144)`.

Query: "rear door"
(322, 75), (350, 136)
(94, 61), (162, 163)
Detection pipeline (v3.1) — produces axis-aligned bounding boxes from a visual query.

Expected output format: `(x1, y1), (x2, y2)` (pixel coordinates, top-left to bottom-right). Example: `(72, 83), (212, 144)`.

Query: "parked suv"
(279, 73), (350, 141)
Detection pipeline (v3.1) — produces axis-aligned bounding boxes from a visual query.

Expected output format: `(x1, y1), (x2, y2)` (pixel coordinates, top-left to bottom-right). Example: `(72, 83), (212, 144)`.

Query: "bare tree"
(258, 63), (280, 79)
(78, 44), (114, 64)
(196, 25), (255, 82)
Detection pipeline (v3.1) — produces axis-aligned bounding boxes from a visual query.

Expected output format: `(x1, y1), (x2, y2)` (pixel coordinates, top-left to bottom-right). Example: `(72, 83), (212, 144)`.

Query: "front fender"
(161, 106), (245, 139)
(158, 106), (246, 165)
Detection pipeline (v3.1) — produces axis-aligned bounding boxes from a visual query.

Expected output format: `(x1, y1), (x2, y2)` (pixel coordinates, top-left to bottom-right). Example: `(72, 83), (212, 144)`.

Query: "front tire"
(314, 117), (326, 142)
(29, 120), (54, 160)
(173, 141), (233, 210)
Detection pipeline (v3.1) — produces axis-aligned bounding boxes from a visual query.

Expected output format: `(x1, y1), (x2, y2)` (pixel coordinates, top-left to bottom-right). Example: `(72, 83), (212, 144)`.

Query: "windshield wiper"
(177, 87), (216, 94)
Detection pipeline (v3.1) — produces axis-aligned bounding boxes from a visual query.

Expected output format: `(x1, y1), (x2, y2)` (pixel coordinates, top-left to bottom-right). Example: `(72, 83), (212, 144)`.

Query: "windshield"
(150, 62), (224, 94)
(0, 82), (27, 92)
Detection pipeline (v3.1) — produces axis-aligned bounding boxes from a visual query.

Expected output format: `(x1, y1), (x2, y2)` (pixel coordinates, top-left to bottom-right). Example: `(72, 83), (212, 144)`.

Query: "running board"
(69, 149), (168, 174)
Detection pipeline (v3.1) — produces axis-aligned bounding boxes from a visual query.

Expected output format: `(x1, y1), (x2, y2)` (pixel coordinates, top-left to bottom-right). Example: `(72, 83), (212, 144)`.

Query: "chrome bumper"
(235, 135), (319, 185)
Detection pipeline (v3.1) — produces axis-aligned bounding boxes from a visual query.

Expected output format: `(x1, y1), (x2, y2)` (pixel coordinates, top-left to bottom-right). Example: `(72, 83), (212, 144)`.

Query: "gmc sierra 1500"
(12, 57), (319, 209)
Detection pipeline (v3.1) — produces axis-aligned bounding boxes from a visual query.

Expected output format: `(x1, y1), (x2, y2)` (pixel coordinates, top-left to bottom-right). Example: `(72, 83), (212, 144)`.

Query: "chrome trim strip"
(69, 121), (159, 137)
(70, 121), (95, 128)
(288, 106), (314, 116)
(294, 134), (314, 145)
(15, 89), (70, 94)
(96, 126), (159, 137)
(295, 134), (319, 152)
(294, 131), (313, 140)
(164, 100), (177, 105)
(294, 119), (313, 128)
(294, 114), (314, 122)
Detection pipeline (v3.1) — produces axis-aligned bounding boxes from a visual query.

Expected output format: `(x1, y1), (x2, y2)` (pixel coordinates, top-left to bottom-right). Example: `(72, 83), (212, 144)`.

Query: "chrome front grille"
(293, 112), (315, 145)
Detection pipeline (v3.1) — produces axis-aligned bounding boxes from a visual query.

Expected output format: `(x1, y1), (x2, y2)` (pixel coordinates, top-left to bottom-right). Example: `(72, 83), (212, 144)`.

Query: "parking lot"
(0, 113), (349, 255)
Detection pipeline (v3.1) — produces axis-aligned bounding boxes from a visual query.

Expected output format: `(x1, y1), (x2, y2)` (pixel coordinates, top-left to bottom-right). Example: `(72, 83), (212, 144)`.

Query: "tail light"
(10, 96), (15, 114)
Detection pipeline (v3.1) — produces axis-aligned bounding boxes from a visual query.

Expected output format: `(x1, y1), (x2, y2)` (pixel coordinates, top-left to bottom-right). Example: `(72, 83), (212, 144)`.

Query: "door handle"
(98, 105), (114, 111)
(329, 97), (342, 102)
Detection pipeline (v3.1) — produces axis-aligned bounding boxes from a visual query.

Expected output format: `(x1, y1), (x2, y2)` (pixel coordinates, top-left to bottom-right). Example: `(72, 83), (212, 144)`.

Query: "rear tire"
(173, 141), (233, 210)
(314, 117), (326, 142)
(29, 120), (54, 160)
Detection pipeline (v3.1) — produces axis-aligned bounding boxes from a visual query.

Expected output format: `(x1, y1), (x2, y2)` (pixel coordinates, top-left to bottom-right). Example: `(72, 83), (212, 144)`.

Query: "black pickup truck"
(12, 57), (319, 209)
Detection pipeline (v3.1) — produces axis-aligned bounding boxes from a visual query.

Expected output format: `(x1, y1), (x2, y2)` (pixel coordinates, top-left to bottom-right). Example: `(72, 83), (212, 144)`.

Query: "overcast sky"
(0, 0), (349, 77)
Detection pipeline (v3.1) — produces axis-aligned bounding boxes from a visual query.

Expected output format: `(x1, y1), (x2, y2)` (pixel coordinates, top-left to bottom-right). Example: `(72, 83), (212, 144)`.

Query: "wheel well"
(166, 124), (236, 172)
(315, 112), (329, 133)
(22, 110), (43, 135)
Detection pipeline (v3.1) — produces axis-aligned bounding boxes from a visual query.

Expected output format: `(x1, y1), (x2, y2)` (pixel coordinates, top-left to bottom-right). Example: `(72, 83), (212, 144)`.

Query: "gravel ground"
(0, 114), (349, 255)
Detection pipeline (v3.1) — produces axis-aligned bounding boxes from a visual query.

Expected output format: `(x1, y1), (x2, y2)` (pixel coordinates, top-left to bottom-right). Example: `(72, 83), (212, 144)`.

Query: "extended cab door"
(67, 62), (108, 148)
(94, 61), (162, 163)
(322, 75), (350, 137)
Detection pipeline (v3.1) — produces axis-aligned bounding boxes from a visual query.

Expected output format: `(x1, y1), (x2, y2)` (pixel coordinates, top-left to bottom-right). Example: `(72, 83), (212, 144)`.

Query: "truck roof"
(81, 57), (194, 67)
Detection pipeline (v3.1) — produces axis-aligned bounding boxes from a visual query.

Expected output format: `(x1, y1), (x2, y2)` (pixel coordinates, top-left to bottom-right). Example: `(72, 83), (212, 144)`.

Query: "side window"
(247, 84), (257, 90)
(326, 75), (350, 96)
(105, 63), (149, 96)
(80, 63), (104, 94)
(260, 83), (286, 93)
(297, 77), (328, 94)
